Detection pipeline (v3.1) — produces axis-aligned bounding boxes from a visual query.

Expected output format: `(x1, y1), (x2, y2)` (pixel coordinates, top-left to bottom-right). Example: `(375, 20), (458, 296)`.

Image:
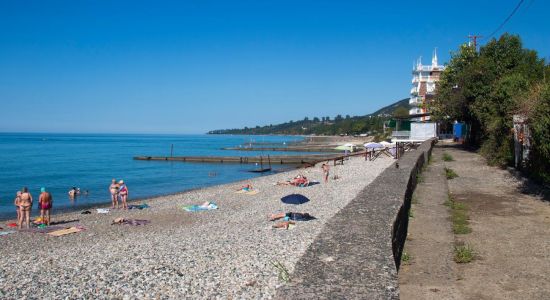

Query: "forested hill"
(208, 98), (409, 135)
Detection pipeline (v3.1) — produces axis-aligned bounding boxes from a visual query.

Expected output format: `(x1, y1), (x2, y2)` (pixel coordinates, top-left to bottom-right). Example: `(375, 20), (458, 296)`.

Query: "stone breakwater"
(0, 154), (393, 299)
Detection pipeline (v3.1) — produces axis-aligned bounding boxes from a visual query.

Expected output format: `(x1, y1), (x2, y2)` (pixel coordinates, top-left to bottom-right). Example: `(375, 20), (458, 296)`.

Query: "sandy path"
(400, 143), (550, 300)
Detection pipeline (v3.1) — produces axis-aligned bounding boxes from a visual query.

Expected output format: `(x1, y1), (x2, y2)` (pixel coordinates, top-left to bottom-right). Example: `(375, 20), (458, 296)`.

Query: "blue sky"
(1, 0), (549, 134)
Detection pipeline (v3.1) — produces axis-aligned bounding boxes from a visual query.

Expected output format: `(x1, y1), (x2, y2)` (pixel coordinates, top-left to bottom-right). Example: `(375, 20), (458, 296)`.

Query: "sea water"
(0, 133), (305, 219)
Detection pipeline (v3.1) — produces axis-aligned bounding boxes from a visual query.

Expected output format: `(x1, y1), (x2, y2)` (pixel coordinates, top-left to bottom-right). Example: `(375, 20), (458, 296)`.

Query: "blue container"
(453, 123), (464, 140)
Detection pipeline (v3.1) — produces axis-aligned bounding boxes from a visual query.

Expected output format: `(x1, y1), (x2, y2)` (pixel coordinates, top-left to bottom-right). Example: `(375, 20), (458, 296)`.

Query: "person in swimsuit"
(14, 191), (21, 223)
(322, 163), (330, 183)
(109, 179), (119, 209)
(270, 212), (315, 229)
(38, 187), (53, 225)
(118, 180), (129, 209)
(240, 183), (253, 192)
(18, 187), (33, 229)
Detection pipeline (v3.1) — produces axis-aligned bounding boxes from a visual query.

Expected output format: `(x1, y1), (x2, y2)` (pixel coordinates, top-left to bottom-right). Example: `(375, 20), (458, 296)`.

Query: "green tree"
(392, 106), (409, 119)
(434, 34), (545, 166)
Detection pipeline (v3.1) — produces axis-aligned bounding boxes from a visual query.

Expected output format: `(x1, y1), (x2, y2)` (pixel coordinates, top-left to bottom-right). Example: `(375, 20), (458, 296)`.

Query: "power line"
(486, 0), (525, 39)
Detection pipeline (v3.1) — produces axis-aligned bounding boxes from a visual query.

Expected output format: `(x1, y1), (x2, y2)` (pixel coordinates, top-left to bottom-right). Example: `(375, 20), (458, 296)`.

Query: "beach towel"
(20, 225), (66, 234)
(0, 230), (16, 236)
(235, 190), (259, 195)
(182, 202), (218, 212)
(123, 219), (150, 226)
(7, 223), (17, 228)
(47, 226), (84, 237)
(128, 204), (150, 210)
(111, 218), (150, 226)
(96, 208), (110, 214)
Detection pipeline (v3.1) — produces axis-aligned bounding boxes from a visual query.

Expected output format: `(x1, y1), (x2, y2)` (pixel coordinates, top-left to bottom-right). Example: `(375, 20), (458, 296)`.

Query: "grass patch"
(444, 167), (459, 179)
(401, 252), (411, 263)
(446, 195), (472, 235)
(271, 261), (290, 282)
(416, 173), (424, 183)
(408, 208), (414, 218)
(454, 245), (475, 263)
(442, 153), (454, 161)
(411, 195), (419, 205)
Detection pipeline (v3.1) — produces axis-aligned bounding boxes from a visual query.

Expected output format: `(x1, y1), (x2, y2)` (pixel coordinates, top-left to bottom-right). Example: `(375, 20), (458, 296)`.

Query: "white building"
(409, 49), (445, 121)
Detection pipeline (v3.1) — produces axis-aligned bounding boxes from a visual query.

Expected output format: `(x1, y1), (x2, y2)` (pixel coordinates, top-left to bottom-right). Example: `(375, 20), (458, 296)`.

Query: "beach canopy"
(364, 142), (384, 149)
(334, 143), (356, 151)
(281, 194), (310, 205)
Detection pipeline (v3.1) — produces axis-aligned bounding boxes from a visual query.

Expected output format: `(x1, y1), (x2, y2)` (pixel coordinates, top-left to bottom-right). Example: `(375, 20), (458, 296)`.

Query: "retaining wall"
(275, 139), (435, 299)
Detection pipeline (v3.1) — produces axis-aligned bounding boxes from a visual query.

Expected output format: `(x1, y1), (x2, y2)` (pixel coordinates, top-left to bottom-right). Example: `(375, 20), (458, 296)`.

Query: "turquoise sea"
(0, 133), (304, 219)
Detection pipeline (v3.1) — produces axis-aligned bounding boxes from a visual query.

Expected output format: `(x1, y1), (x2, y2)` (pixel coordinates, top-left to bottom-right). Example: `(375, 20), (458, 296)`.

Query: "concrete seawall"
(276, 139), (435, 299)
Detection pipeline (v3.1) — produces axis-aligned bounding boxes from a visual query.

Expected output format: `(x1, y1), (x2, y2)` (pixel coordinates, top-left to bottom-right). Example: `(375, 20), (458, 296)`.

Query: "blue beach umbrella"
(281, 194), (310, 205)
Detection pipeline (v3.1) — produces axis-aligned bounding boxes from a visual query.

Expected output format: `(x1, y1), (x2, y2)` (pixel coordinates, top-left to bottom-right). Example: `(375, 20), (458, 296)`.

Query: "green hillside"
(208, 98), (409, 135)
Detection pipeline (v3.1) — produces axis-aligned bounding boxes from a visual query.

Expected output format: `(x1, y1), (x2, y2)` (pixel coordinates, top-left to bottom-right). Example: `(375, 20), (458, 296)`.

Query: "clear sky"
(1, 0), (549, 134)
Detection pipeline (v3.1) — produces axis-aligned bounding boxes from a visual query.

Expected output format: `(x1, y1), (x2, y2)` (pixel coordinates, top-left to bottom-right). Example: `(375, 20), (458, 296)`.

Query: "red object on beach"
(7, 223), (17, 228)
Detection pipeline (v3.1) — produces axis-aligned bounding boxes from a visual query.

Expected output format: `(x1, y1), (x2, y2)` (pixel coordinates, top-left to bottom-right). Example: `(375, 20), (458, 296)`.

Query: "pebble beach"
(0, 155), (393, 299)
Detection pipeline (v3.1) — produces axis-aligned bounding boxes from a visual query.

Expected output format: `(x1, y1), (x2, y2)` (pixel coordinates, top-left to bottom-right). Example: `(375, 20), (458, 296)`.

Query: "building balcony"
(409, 108), (422, 115)
(409, 97), (423, 105)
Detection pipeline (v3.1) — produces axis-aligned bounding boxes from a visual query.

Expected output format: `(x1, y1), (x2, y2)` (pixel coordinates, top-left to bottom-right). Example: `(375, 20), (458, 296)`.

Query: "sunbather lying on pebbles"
(272, 221), (295, 229)
(276, 175), (309, 187)
(270, 212), (315, 229)
(269, 212), (315, 221)
(239, 183), (253, 191)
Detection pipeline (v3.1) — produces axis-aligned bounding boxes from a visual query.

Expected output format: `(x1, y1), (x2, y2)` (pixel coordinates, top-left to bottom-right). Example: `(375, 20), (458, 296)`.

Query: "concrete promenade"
(276, 140), (435, 299)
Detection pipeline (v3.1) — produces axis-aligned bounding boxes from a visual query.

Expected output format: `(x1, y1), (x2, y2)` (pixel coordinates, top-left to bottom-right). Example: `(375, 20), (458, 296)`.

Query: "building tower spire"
(432, 48), (438, 67)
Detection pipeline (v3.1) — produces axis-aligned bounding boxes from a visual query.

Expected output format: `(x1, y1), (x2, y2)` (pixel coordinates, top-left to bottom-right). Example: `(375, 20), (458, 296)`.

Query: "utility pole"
(468, 34), (482, 51)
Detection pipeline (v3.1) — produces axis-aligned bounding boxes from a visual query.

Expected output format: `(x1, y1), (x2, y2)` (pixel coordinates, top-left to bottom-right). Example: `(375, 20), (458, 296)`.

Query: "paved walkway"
(400, 143), (550, 300)
(399, 147), (462, 299)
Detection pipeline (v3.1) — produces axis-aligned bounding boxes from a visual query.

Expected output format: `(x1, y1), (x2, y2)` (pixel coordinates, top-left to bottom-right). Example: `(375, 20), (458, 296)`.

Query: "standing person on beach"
(14, 191), (21, 223)
(322, 163), (330, 183)
(118, 180), (129, 209)
(38, 187), (53, 225)
(18, 187), (32, 229)
(109, 179), (119, 209)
